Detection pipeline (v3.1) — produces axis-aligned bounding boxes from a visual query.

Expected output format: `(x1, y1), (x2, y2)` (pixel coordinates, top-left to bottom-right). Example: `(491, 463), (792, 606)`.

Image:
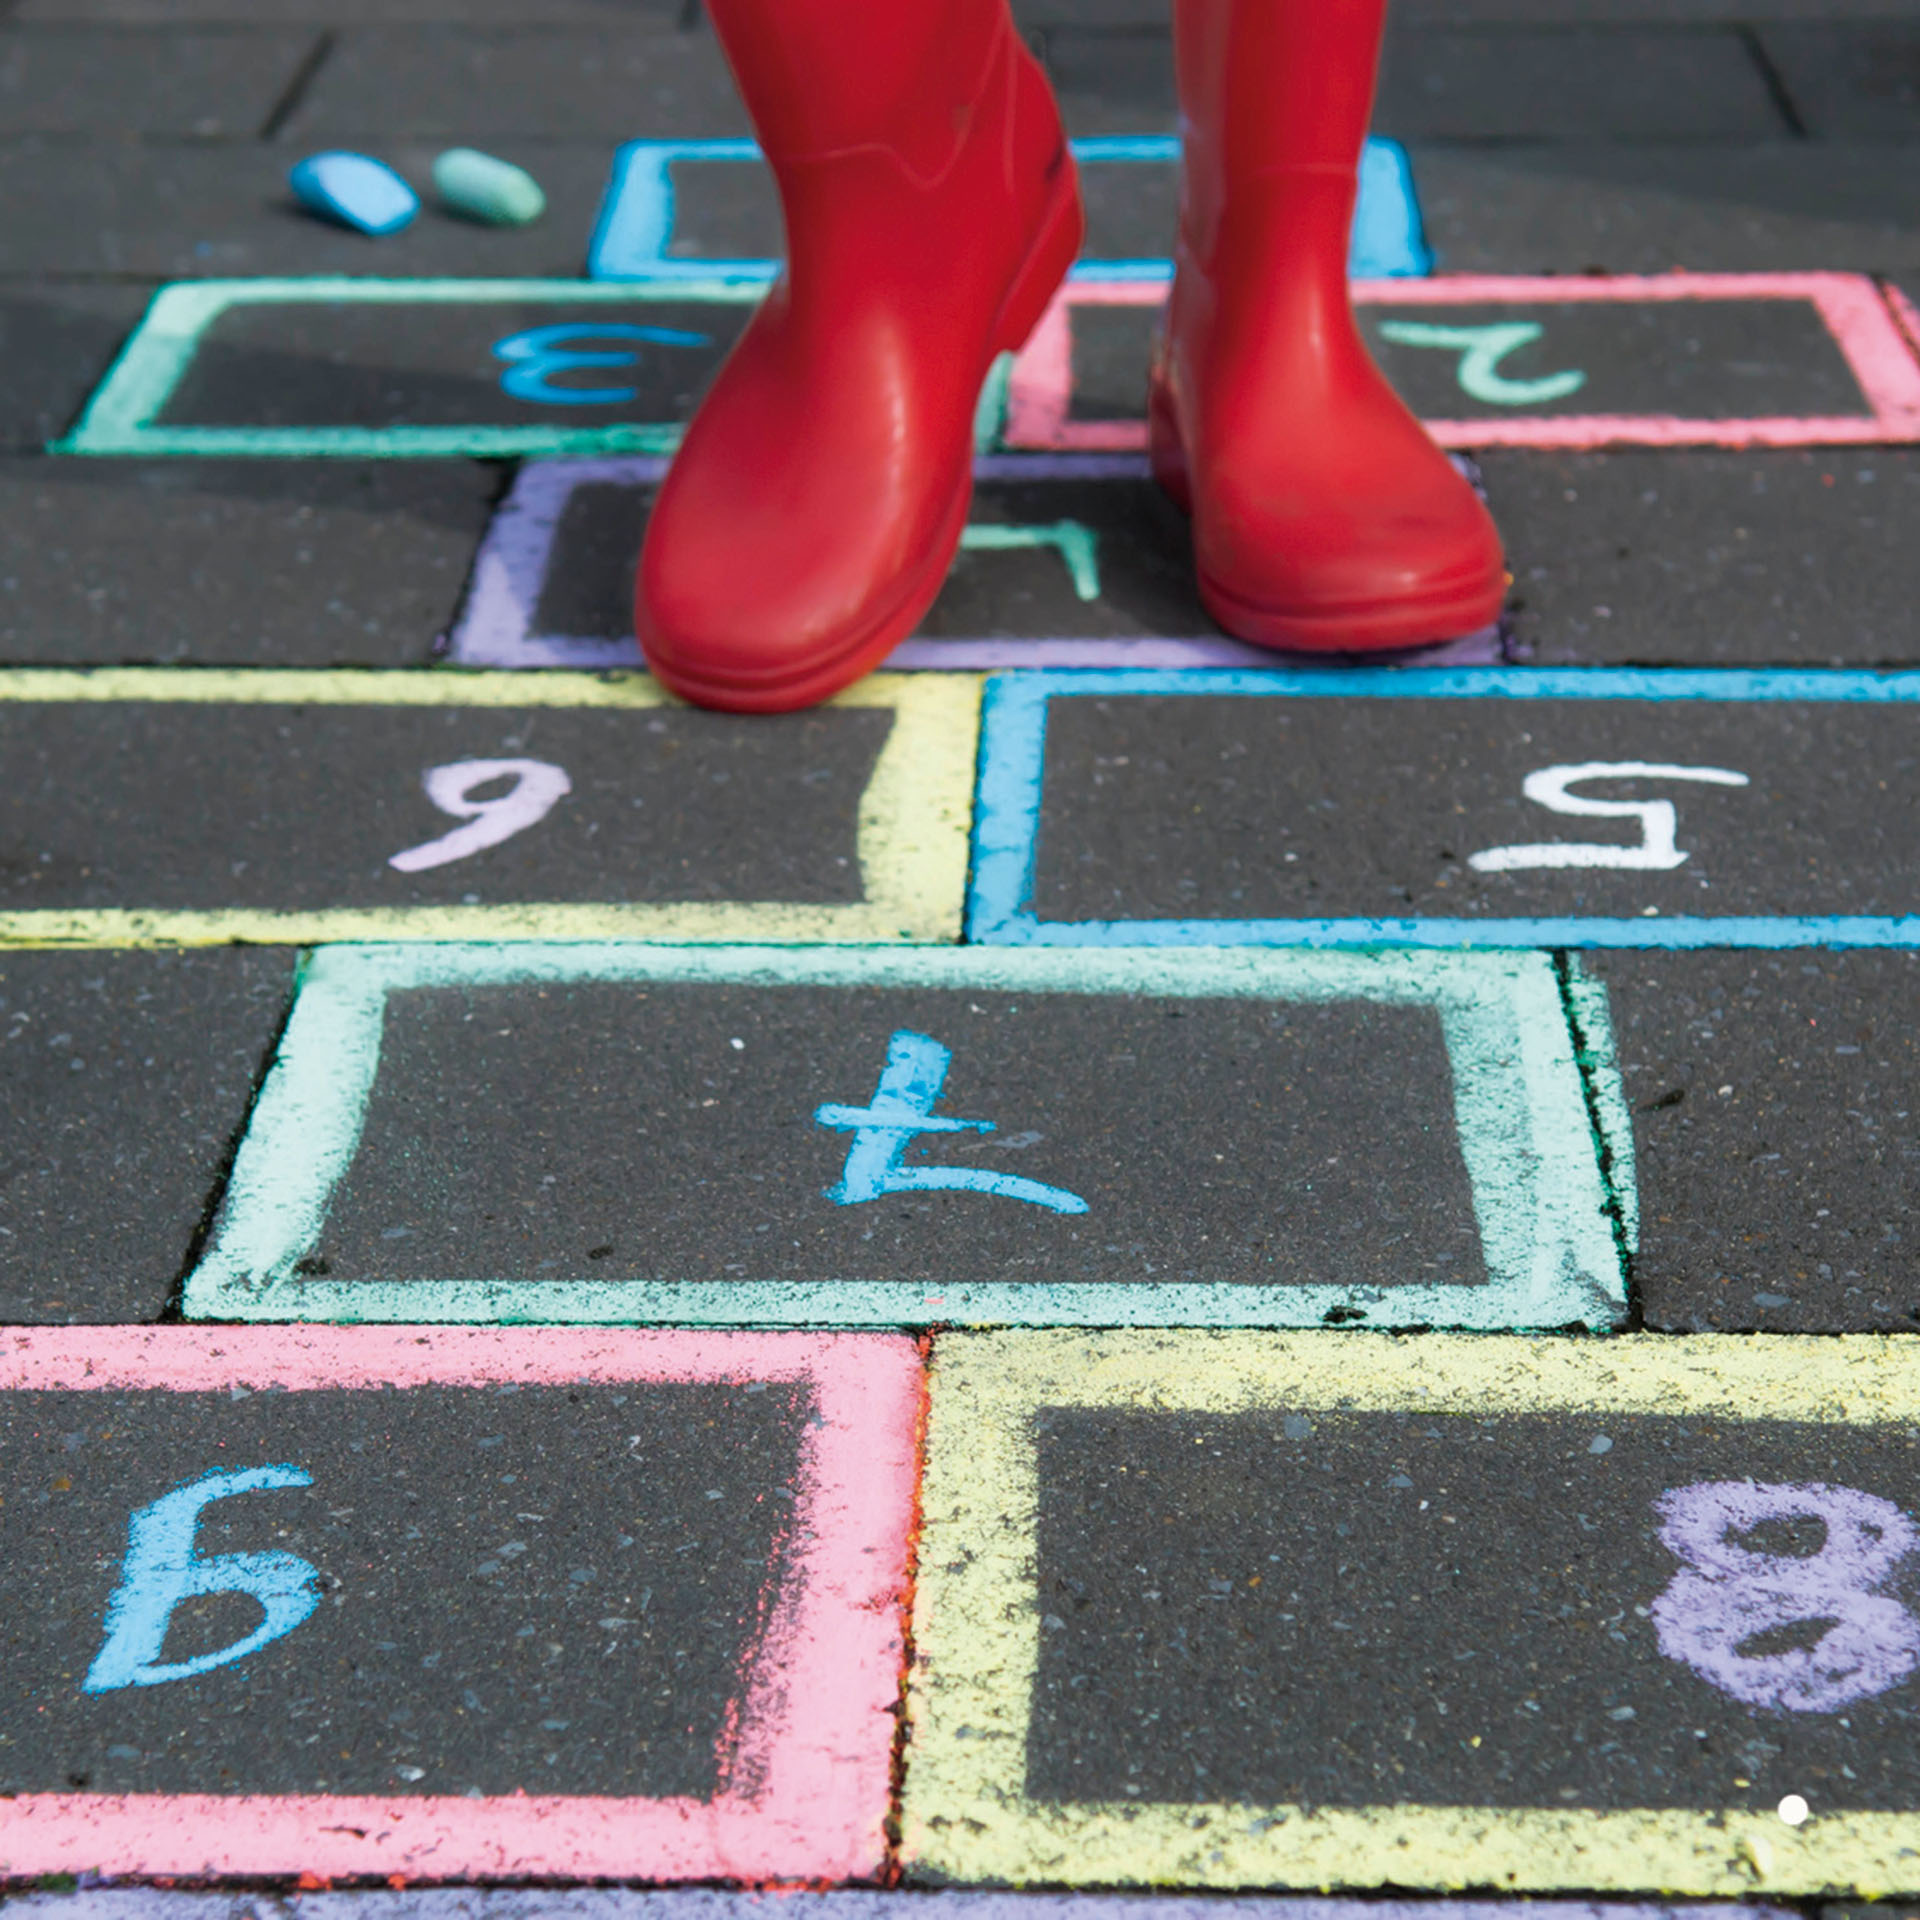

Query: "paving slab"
(0, 946), (293, 1324)
(0, 1326), (916, 1880)
(83, 272), (1914, 462)
(1484, 448), (1920, 668)
(0, 670), (972, 947)
(0, 27), (321, 136)
(182, 943), (1620, 1332)
(1004, 274), (1917, 458)
(1416, 144), (1920, 274)
(449, 453), (1505, 671)
(974, 669), (1920, 947)
(1755, 23), (1920, 139)
(0, 281), (160, 452)
(1578, 948), (1920, 1333)
(1038, 30), (1176, 138)
(280, 28), (748, 144)
(908, 1329), (1920, 1895)
(0, 142), (618, 278)
(0, 456), (497, 665)
(614, 145), (1186, 275)
(1374, 28), (1788, 143)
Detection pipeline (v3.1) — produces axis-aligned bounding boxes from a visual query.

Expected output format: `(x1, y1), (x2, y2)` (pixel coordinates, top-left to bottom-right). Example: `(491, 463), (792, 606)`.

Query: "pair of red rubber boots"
(638, 0), (1508, 713)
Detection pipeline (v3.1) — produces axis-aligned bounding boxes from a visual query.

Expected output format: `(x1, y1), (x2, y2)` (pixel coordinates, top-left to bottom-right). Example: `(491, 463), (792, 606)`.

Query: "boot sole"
(647, 159), (1084, 714)
(1196, 565), (1508, 655)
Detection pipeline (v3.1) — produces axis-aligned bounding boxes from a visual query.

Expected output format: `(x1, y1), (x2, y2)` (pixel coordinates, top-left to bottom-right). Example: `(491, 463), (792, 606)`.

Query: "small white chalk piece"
(288, 151), (418, 236)
(433, 148), (546, 227)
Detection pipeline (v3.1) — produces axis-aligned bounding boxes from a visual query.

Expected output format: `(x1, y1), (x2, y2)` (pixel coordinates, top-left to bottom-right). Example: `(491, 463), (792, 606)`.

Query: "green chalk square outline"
(183, 942), (1627, 1331)
(53, 277), (761, 459)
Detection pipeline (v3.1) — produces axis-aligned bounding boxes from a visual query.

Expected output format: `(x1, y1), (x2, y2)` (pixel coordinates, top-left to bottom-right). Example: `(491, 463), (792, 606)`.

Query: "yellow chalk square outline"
(906, 1329), (1920, 1897)
(0, 669), (979, 948)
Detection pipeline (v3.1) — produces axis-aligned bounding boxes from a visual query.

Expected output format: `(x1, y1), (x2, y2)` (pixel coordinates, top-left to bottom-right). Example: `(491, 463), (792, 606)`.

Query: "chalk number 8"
(1653, 1480), (1920, 1713)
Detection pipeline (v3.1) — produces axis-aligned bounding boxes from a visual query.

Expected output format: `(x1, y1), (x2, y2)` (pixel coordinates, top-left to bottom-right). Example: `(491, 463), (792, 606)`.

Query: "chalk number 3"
(492, 322), (711, 406)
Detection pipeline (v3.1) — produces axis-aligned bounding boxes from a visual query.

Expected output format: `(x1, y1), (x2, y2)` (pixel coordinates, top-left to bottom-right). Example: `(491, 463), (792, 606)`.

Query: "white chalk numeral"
(389, 758), (572, 874)
(1468, 761), (1749, 874)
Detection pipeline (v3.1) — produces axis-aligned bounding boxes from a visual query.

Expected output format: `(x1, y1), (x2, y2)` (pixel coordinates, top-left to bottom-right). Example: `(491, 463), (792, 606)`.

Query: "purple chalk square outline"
(3, 1894), (1803, 1920)
(445, 455), (1505, 671)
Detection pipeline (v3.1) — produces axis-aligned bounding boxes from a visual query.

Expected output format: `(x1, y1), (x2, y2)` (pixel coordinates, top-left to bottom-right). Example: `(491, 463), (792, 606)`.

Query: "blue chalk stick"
(289, 152), (418, 237)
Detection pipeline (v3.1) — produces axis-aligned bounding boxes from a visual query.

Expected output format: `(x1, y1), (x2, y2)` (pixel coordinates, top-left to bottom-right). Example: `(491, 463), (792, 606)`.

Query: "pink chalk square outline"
(1007, 272), (1920, 452)
(0, 1327), (921, 1886)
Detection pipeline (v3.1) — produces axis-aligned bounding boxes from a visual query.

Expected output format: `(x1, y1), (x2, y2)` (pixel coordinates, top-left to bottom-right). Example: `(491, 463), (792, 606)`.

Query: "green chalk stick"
(432, 148), (546, 227)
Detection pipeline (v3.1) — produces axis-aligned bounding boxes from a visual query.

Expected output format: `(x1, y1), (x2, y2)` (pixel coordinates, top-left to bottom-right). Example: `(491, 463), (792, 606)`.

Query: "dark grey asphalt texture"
(308, 983), (1486, 1293)
(0, 1381), (802, 1796)
(1582, 948), (1920, 1333)
(0, 701), (885, 909)
(1029, 1407), (1920, 1812)
(0, 948), (293, 1323)
(1030, 693), (1918, 924)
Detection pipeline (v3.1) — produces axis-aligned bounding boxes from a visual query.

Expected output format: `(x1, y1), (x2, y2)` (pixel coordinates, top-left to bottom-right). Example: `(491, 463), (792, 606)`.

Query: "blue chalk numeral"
(492, 322), (713, 406)
(815, 1029), (1088, 1214)
(83, 1465), (321, 1693)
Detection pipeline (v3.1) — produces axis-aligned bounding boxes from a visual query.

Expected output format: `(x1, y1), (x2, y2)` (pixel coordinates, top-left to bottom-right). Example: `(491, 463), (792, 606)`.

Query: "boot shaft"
(1174, 0), (1389, 267)
(704, 0), (1022, 177)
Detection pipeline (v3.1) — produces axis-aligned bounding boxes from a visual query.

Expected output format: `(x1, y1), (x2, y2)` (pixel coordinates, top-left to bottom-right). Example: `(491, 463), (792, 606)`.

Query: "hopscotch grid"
(56, 274), (1914, 463)
(181, 942), (1622, 1331)
(1005, 273), (1920, 453)
(446, 454), (1505, 672)
(967, 668), (1920, 951)
(0, 668), (978, 948)
(904, 1328), (1920, 1896)
(0, 1324), (919, 1883)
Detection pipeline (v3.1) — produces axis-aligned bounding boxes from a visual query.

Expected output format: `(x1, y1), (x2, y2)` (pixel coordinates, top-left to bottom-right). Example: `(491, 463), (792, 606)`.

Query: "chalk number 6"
(389, 758), (571, 874)
(1469, 761), (1749, 873)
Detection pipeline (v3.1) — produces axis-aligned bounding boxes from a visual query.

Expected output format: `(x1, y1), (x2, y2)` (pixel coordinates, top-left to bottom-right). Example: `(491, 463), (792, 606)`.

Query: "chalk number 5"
(1470, 761), (1749, 874)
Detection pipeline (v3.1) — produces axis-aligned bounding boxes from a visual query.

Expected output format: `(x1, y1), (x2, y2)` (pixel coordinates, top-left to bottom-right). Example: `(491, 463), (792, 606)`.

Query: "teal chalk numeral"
(84, 1465), (321, 1692)
(1377, 320), (1587, 407)
(492, 322), (712, 406)
(960, 521), (1102, 601)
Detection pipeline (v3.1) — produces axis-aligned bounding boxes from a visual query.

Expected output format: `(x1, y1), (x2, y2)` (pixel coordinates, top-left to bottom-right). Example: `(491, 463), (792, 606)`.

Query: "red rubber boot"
(637, 0), (1082, 712)
(1151, 0), (1507, 652)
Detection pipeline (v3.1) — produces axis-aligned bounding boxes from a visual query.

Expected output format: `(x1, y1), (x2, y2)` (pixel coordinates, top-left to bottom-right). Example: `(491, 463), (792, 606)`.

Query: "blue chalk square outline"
(182, 942), (1624, 1332)
(588, 135), (1433, 283)
(969, 667), (1920, 951)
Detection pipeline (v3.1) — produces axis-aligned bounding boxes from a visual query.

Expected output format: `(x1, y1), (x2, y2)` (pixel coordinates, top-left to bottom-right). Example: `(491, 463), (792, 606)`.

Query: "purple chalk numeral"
(1652, 1480), (1920, 1712)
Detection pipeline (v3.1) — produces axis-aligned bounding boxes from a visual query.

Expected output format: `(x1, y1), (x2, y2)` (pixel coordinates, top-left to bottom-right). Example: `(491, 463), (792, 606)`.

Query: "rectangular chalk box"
(0, 669), (975, 948)
(0, 1326), (918, 1882)
(1008, 273), (1920, 453)
(447, 454), (1503, 673)
(182, 943), (1624, 1332)
(62, 274), (1916, 462)
(906, 1329), (1920, 1896)
(970, 668), (1920, 950)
